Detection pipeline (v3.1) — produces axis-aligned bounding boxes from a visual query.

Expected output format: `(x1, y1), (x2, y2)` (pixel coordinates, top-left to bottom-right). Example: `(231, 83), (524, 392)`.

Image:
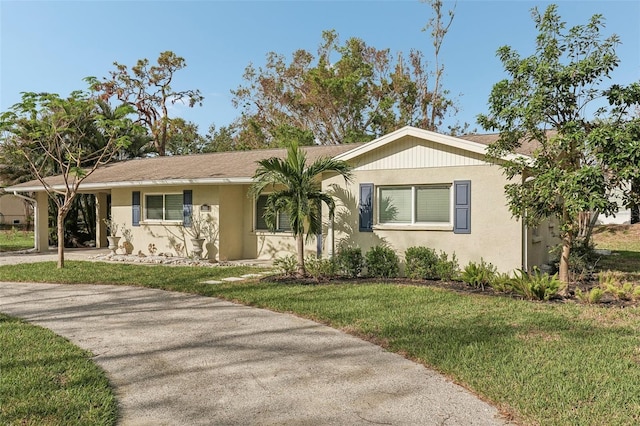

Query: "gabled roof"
(6, 126), (534, 193)
(334, 126), (531, 162)
(7, 144), (361, 192)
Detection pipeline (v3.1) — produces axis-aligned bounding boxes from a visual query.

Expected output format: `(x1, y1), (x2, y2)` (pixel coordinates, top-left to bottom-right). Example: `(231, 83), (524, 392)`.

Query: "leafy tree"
(477, 5), (638, 284)
(232, 26), (457, 147)
(250, 141), (352, 276)
(0, 90), (136, 268)
(88, 51), (204, 156)
(165, 118), (207, 156)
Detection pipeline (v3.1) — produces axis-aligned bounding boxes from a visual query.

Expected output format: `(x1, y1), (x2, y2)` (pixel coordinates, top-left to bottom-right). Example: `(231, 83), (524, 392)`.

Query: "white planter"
(107, 236), (121, 255)
(191, 238), (206, 260)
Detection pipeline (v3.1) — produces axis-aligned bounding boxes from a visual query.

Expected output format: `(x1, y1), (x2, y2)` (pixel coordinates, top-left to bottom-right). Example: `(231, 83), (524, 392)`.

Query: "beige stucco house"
(0, 190), (32, 228)
(5, 126), (558, 273)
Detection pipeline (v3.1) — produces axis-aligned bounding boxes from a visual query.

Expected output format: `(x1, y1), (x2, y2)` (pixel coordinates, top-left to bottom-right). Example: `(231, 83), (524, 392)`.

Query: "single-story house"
(5, 126), (559, 273)
(0, 188), (32, 228)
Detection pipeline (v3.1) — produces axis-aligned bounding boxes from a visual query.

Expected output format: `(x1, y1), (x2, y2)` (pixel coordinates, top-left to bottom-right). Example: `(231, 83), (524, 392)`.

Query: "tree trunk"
(57, 210), (65, 269)
(296, 234), (305, 277)
(559, 235), (571, 283)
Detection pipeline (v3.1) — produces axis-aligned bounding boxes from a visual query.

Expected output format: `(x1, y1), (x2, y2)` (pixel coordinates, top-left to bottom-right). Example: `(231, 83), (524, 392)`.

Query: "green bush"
(598, 270), (639, 301)
(273, 254), (298, 276)
(510, 268), (561, 301)
(365, 245), (399, 278)
(404, 247), (459, 280)
(575, 287), (605, 304)
(335, 246), (364, 278)
(434, 251), (460, 281)
(404, 246), (439, 279)
(305, 256), (335, 281)
(490, 272), (513, 293)
(461, 258), (497, 290)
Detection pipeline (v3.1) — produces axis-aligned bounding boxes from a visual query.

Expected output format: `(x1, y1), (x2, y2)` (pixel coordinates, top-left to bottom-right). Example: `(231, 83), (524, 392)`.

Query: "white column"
(34, 191), (49, 252)
(95, 193), (108, 248)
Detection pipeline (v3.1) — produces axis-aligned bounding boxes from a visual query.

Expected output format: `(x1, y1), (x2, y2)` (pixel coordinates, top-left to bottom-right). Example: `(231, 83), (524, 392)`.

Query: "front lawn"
(1, 261), (639, 425)
(0, 229), (33, 252)
(0, 313), (117, 425)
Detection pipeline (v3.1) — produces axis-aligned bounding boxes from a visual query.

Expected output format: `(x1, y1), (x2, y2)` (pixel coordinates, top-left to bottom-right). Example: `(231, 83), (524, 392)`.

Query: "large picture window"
(145, 194), (183, 221)
(255, 195), (291, 232)
(378, 185), (451, 225)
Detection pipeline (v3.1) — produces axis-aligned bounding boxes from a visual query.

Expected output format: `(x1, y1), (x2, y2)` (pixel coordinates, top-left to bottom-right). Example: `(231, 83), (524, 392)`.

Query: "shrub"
(434, 251), (459, 281)
(273, 254), (297, 276)
(335, 246), (364, 278)
(404, 246), (439, 279)
(365, 245), (399, 278)
(404, 247), (459, 280)
(510, 268), (561, 301)
(598, 270), (639, 301)
(305, 256), (335, 281)
(575, 287), (605, 304)
(490, 272), (513, 293)
(461, 258), (497, 290)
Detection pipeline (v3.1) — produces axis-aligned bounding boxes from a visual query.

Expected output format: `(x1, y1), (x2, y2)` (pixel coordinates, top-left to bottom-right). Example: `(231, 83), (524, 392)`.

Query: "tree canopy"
(477, 4), (639, 283)
(0, 90), (138, 267)
(232, 22), (458, 147)
(88, 51), (204, 156)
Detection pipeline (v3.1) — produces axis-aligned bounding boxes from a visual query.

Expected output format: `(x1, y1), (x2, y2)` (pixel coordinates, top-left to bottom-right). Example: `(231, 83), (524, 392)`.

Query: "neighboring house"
(0, 189), (32, 227)
(5, 126), (560, 273)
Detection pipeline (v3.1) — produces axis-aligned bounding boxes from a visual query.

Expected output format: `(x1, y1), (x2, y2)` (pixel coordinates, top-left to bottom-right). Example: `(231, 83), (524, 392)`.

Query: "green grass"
(0, 261), (270, 291)
(2, 261), (640, 425)
(0, 313), (117, 425)
(0, 229), (33, 252)
(592, 224), (640, 279)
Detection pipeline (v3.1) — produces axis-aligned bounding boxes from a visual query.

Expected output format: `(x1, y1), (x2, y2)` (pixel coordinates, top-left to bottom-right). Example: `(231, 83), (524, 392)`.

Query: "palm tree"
(250, 141), (352, 276)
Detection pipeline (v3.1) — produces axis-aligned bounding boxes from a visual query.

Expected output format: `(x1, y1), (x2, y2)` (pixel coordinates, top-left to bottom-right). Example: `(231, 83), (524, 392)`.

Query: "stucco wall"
(109, 184), (315, 262)
(324, 164), (525, 273)
(0, 193), (30, 226)
(110, 185), (221, 259)
(240, 185), (319, 261)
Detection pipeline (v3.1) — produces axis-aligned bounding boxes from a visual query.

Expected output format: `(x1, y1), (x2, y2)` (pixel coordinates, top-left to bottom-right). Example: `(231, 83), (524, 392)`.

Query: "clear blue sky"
(1, 0), (638, 135)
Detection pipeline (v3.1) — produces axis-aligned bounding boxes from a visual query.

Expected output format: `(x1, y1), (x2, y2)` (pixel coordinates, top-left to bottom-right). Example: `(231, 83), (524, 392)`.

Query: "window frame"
(254, 194), (292, 233)
(143, 192), (184, 223)
(376, 184), (453, 227)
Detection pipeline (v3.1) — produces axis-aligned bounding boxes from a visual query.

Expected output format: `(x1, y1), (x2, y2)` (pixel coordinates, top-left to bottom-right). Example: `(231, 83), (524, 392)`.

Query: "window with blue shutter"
(183, 190), (193, 227)
(453, 180), (471, 234)
(359, 183), (374, 232)
(132, 191), (141, 227)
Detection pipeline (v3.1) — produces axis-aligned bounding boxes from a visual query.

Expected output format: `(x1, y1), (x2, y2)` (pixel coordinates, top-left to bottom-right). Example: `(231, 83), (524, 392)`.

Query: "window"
(145, 194), (183, 221)
(255, 195), (291, 232)
(378, 185), (451, 225)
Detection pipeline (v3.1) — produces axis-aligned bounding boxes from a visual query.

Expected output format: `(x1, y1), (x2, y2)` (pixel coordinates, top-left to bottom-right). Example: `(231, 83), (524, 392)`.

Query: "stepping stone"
(240, 273), (263, 278)
(201, 280), (222, 284)
(221, 277), (245, 282)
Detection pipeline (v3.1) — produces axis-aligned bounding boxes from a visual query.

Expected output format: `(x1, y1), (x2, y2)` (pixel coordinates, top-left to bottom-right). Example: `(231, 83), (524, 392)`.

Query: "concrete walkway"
(0, 256), (510, 425)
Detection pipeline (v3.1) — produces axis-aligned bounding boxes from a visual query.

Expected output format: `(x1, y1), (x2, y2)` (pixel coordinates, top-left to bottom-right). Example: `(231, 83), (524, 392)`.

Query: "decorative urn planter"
(107, 236), (121, 255)
(191, 238), (206, 260)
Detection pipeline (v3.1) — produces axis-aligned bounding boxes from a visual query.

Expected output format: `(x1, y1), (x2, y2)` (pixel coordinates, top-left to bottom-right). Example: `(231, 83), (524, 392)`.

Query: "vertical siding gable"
(352, 136), (487, 170)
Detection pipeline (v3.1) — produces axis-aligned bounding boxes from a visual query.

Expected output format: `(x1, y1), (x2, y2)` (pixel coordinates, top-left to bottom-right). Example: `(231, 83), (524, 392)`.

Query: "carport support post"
(95, 192), (108, 248)
(35, 191), (49, 252)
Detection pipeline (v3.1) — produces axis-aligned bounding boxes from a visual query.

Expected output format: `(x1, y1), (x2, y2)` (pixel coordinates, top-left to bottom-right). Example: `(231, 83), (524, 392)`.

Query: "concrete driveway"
(0, 281), (509, 425)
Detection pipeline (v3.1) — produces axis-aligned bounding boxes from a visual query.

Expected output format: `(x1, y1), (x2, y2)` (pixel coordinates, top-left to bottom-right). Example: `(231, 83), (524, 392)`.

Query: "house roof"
(334, 126), (531, 162)
(6, 126), (535, 193)
(458, 133), (540, 156)
(6, 144), (362, 192)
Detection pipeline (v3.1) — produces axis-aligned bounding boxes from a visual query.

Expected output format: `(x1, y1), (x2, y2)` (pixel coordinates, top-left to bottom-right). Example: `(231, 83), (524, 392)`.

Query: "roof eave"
(5, 177), (255, 193)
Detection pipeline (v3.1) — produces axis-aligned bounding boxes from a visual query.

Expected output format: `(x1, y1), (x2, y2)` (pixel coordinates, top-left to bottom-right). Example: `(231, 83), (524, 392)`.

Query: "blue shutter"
(183, 190), (193, 227)
(454, 180), (471, 234)
(359, 183), (374, 232)
(132, 191), (141, 227)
